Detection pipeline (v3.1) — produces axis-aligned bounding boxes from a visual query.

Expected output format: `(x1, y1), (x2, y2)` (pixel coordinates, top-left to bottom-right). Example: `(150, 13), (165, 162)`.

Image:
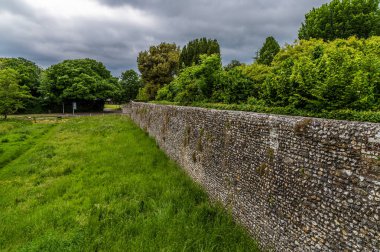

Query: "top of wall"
(127, 102), (380, 127)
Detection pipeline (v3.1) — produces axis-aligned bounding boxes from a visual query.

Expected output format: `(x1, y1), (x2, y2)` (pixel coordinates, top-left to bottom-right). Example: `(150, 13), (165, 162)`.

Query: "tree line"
(137, 0), (380, 119)
(156, 37), (380, 112)
(0, 58), (142, 118)
(1, 0), (379, 119)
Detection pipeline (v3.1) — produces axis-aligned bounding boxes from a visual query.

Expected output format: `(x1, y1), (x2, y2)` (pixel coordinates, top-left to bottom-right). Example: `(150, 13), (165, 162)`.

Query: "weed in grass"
(18, 135), (28, 142)
(0, 123), (16, 134)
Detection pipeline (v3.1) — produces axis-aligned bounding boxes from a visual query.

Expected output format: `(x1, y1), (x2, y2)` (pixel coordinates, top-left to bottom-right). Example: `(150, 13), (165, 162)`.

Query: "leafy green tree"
(180, 38), (220, 68)
(214, 67), (252, 103)
(212, 63), (271, 104)
(156, 54), (222, 103)
(0, 57), (42, 97)
(299, 0), (380, 40)
(40, 59), (117, 111)
(0, 68), (32, 119)
(255, 36), (280, 65)
(118, 69), (142, 102)
(240, 63), (271, 101)
(0, 58), (43, 113)
(261, 37), (380, 111)
(137, 43), (180, 100)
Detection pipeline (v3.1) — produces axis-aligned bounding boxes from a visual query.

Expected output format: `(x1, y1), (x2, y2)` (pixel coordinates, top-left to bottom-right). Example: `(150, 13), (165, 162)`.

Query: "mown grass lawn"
(0, 115), (259, 251)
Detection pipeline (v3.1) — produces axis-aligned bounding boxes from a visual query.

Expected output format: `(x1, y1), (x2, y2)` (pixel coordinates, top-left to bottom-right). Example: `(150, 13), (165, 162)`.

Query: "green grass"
(0, 115), (259, 251)
(104, 104), (122, 110)
(0, 118), (59, 168)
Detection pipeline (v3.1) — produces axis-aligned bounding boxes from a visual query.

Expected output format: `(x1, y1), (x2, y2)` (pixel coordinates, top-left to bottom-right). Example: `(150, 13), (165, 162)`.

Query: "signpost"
(72, 102), (77, 115)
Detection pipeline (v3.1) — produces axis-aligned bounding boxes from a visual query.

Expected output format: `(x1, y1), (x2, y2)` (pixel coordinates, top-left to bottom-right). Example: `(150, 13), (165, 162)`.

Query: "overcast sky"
(0, 0), (329, 76)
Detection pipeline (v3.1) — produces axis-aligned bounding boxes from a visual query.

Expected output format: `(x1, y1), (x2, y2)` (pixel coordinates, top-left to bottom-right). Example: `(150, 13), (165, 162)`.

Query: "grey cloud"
(0, 0), (330, 75)
(0, 0), (33, 17)
(96, 0), (330, 65)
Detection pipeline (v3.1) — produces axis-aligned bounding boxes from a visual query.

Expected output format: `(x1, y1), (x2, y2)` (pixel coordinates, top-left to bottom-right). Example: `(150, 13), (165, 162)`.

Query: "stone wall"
(124, 102), (380, 252)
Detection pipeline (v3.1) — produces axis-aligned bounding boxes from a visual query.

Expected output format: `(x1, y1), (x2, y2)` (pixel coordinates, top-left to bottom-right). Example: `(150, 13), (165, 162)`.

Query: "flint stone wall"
(124, 102), (380, 252)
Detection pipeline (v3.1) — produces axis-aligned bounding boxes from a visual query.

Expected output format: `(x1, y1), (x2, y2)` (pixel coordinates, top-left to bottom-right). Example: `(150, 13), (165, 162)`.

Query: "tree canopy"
(262, 37), (380, 111)
(40, 59), (117, 109)
(0, 57), (42, 97)
(157, 36), (380, 114)
(0, 68), (32, 119)
(117, 69), (142, 103)
(255, 36), (280, 66)
(298, 0), (380, 40)
(179, 38), (220, 68)
(137, 42), (180, 100)
(156, 54), (222, 103)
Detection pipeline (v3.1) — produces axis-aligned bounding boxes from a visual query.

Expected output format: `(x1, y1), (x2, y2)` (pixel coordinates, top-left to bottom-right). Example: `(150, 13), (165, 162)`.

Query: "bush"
(262, 37), (380, 112)
(155, 36), (380, 120)
(213, 67), (253, 104)
(152, 101), (380, 123)
(156, 54), (222, 103)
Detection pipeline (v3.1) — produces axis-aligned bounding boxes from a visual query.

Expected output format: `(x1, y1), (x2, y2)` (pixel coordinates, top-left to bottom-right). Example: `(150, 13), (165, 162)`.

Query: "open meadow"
(0, 115), (259, 251)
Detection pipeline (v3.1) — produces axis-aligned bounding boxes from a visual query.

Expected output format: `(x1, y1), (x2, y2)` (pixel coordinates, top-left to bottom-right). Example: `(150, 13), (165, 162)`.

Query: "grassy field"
(0, 115), (259, 251)
(0, 117), (60, 168)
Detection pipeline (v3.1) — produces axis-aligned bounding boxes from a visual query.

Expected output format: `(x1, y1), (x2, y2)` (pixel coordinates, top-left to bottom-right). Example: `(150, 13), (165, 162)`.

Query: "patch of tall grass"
(0, 115), (259, 251)
(0, 119), (56, 168)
